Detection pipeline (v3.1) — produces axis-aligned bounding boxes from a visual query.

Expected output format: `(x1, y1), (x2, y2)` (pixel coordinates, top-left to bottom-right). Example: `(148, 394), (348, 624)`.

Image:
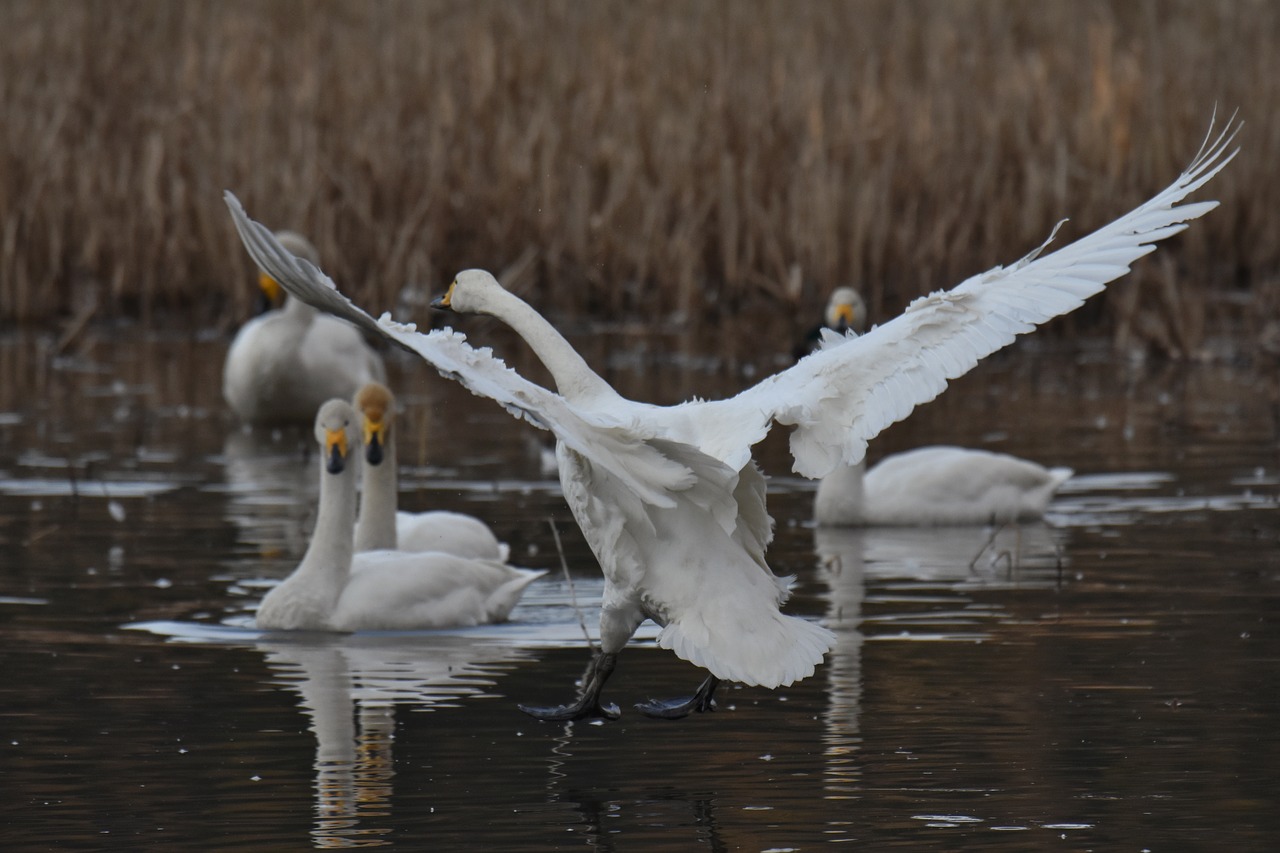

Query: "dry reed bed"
(0, 0), (1276, 353)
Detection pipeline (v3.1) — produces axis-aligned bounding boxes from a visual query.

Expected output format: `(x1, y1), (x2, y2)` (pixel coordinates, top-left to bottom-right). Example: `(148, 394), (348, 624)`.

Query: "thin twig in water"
(548, 518), (594, 650)
(23, 526), (60, 547)
(968, 524), (1002, 572)
(968, 522), (1017, 575)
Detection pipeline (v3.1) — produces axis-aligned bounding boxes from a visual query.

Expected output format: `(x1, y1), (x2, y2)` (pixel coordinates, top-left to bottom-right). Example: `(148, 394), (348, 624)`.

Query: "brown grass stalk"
(0, 0), (1276, 355)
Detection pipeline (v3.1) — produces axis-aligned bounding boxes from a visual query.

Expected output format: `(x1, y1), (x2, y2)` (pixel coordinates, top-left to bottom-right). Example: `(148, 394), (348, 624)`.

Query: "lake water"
(1, 326), (1277, 850)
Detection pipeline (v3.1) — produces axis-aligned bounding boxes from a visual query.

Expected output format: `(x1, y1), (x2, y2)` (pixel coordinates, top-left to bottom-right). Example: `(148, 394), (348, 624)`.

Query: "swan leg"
(518, 651), (621, 721)
(635, 675), (720, 720)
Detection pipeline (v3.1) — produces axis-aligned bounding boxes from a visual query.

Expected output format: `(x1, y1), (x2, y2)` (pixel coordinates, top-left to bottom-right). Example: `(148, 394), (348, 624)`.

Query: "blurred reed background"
(1, 0), (1276, 356)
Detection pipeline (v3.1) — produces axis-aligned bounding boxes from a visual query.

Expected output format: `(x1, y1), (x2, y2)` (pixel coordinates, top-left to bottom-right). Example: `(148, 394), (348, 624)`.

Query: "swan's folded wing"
(697, 116), (1239, 479)
(225, 192), (693, 508)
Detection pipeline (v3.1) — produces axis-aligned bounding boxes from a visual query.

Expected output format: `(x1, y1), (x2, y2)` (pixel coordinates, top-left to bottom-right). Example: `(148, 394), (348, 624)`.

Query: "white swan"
(228, 116), (1237, 718)
(352, 381), (510, 561)
(815, 445), (1073, 526)
(224, 231), (387, 425)
(255, 399), (544, 632)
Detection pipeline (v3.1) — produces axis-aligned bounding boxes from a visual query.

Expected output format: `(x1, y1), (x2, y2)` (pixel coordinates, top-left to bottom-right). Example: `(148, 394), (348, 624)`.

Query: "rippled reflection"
(258, 634), (536, 848)
(215, 427), (317, 559)
(815, 522), (1069, 804)
(6, 332), (1280, 849)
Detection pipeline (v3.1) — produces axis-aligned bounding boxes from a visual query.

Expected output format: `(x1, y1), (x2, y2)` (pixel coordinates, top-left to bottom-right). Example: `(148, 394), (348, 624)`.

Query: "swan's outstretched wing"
(696, 117), (1239, 478)
(225, 192), (694, 508)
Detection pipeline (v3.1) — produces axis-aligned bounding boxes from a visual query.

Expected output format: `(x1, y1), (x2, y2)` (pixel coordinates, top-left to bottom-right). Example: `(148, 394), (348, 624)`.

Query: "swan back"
(817, 446), (1072, 526)
(333, 553), (546, 631)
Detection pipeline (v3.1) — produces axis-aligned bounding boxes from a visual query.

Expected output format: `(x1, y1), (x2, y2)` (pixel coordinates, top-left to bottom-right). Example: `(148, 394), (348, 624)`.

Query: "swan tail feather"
(657, 609), (834, 689)
(485, 567), (547, 622)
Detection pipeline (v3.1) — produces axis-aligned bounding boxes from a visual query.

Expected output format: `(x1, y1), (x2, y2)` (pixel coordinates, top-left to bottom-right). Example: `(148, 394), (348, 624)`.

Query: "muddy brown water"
(1, 326), (1278, 850)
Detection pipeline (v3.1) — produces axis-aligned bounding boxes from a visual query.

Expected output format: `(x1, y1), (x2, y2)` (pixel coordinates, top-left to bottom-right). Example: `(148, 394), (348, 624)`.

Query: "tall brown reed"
(0, 0), (1275, 354)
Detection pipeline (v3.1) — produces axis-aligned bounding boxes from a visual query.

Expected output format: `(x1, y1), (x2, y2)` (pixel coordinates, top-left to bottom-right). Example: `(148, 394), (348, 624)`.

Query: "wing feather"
(693, 115), (1238, 478)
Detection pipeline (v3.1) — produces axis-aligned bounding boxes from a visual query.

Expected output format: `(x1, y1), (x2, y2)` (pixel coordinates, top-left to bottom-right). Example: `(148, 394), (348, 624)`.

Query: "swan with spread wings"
(226, 117), (1236, 720)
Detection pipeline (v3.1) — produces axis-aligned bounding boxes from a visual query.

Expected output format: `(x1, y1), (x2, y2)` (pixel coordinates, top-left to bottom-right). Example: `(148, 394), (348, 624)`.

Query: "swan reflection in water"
(814, 522), (1068, 799)
(257, 633), (536, 848)
(216, 427), (317, 558)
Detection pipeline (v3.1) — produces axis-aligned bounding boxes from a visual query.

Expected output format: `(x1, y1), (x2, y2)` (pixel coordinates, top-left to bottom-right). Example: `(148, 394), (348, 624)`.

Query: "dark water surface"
(2, 327), (1278, 850)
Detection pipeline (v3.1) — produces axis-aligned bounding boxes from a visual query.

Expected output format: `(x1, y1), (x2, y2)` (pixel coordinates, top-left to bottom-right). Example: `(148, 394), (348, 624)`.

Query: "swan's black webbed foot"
(636, 675), (721, 720)
(519, 651), (621, 721)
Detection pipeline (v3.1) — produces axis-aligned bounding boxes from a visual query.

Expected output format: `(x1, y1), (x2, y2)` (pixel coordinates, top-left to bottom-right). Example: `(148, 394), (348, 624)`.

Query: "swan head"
(431, 269), (504, 316)
(353, 381), (395, 466)
(315, 399), (360, 475)
(825, 287), (867, 333)
(257, 230), (321, 308)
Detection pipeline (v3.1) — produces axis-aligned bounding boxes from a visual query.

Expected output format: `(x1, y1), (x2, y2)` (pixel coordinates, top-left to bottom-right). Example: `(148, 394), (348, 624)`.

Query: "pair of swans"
(223, 231), (387, 425)
(230, 117), (1236, 719)
(810, 287), (1074, 526)
(255, 390), (541, 632)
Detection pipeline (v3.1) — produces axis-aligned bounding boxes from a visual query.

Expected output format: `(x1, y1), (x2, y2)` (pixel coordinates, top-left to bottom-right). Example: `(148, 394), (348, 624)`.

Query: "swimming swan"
(229, 117), (1237, 718)
(224, 231), (387, 425)
(255, 399), (544, 632)
(815, 445), (1073, 526)
(352, 381), (510, 561)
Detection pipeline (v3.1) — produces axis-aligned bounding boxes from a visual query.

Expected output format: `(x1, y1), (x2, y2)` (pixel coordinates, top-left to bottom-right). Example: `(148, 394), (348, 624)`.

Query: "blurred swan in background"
(815, 445), (1073, 526)
(229, 115), (1236, 718)
(223, 230), (386, 425)
(255, 399), (544, 632)
(794, 286), (868, 359)
(352, 381), (510, 561)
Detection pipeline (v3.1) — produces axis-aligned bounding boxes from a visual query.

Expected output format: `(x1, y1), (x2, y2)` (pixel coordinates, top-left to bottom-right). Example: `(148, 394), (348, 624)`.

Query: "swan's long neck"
(354, 436), (398, 551)
(296, 452), (359, 590)
(813, 461), (867, 526)
(485, 288), (617, 403)
(283, 294), (320, 326)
